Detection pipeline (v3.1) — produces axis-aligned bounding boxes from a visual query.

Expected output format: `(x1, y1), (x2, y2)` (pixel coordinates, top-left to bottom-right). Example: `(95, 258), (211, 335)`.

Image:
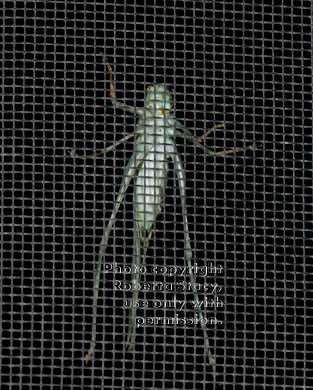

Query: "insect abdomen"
(134, 146), (169, 235)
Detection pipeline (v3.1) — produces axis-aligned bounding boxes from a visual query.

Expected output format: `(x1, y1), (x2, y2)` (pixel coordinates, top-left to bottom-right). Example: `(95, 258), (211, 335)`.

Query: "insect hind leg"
(171, 148), (216, 367)
(126, 226), (153, 349)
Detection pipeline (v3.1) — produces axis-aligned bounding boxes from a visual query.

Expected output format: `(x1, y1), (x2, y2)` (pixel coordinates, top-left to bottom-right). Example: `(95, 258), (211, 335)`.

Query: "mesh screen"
(1, 1), (311, 389)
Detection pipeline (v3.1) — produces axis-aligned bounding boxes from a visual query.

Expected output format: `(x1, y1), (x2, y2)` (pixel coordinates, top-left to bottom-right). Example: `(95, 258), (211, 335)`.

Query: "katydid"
(71, 59), (258, 366)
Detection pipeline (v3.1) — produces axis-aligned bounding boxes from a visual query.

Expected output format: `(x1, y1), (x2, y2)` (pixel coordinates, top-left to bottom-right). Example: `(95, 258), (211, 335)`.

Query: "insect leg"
(85, 149), (148, 363)
(68, 132), (137, 159)
(214, 143), (260, 156)
(174, 122), (216, 156)
(126, 226), (153, 349)
(104, 56), (145, 116)
(171, 149), (216, 367)
(198, 122), (231, 143)
(174, 121), (260, 157)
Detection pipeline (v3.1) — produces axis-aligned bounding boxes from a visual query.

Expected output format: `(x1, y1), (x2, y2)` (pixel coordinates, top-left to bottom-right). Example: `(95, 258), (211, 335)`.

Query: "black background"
(1, 1), (312, 389)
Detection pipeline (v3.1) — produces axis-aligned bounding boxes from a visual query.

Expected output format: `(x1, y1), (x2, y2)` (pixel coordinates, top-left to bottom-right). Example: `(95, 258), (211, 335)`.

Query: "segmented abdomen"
(134, 144), (169, 235)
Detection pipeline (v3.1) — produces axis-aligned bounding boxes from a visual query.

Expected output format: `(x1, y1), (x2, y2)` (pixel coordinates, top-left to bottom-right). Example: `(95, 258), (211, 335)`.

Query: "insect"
(70, 59), (258, 366)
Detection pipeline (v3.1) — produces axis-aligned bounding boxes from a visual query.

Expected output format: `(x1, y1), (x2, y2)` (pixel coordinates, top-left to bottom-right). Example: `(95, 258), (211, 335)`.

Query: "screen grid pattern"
(1, 1), (311, 389)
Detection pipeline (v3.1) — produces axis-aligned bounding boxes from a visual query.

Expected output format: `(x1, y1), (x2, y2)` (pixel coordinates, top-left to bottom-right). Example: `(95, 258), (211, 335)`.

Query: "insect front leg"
(85, 149), (148, 364)
(105, 57), (145, 117)
(171, 149), (216, 367)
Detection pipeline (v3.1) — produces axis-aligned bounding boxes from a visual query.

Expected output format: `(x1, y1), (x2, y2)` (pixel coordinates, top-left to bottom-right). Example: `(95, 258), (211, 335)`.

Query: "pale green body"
(134, 139), (171, 233)
(134, 127), (174, 234)
(79, 75), (256, 366)
(82, 82), (217, 365)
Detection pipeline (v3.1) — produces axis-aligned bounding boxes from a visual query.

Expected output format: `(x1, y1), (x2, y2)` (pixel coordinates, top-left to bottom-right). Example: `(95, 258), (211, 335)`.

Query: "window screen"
(1, 1), (311, 389)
